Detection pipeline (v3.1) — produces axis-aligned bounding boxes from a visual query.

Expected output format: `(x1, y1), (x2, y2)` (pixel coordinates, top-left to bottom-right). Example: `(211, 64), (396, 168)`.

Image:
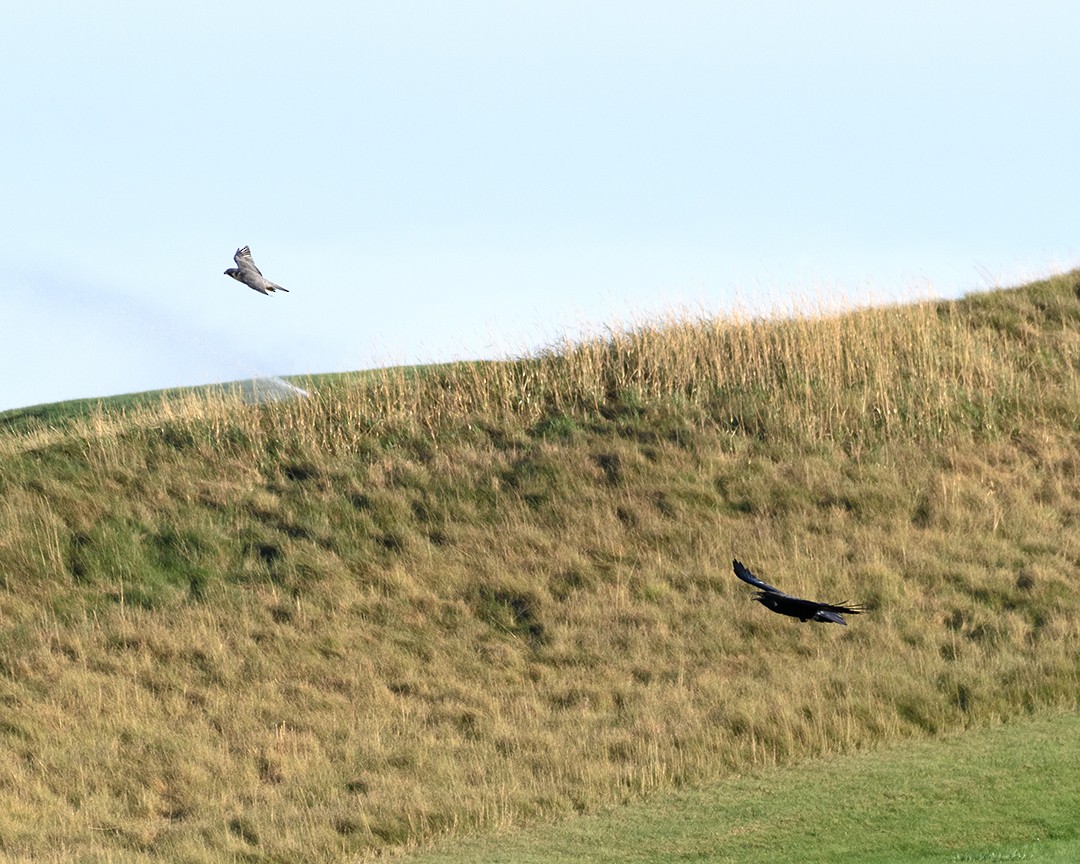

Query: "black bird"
(733, 559), (865, 625)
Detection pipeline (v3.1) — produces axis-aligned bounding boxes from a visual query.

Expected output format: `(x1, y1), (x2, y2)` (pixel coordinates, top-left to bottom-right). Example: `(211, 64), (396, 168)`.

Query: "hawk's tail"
(268, 283), (289, 293)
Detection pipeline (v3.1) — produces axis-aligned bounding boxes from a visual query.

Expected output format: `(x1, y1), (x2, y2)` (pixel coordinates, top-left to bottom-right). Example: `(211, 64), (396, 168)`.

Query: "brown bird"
(224, 246), (288, 295)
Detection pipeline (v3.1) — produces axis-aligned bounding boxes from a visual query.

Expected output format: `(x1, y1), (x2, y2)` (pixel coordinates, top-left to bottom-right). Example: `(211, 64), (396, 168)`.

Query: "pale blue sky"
(3, 2), (1078, 411)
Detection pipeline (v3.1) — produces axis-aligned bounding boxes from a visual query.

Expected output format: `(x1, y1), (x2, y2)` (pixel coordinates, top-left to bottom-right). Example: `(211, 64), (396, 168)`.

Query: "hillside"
(1, 272), (1079, 862)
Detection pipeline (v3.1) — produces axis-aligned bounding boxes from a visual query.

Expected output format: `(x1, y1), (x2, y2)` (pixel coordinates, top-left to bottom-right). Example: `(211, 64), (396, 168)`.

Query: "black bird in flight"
(733, 559), (866, 625)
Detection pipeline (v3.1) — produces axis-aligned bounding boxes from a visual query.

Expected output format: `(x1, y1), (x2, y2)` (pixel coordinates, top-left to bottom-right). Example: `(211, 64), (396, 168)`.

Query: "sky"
(2, 2), (1079, 412)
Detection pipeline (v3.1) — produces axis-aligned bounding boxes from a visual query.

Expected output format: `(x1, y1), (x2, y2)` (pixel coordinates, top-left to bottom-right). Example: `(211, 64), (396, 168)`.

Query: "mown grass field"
(1, 271), (1079, 862)
(399, 710), (1080, 864)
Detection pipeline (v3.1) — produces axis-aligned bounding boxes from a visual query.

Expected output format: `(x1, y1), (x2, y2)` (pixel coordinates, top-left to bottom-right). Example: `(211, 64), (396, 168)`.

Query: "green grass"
(1, 271), (1080, 861)
(399, 711), (1080, 864)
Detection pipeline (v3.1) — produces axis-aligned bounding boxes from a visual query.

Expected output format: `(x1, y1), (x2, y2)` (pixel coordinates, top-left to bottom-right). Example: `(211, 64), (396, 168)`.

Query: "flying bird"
(224, 246), (288, 295)
(733, 558), (866, 625)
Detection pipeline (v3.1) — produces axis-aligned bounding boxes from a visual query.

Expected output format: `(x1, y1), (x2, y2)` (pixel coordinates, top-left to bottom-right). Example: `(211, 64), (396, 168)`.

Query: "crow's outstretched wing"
(733, 559), (785, 595)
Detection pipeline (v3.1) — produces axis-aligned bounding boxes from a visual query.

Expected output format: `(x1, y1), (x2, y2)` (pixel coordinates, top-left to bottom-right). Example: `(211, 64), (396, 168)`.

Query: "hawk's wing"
(732, 559), (786, 595)
(233, 246), (263, 277)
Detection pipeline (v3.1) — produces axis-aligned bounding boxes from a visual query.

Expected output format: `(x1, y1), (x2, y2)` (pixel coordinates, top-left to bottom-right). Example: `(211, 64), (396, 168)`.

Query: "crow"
(733, 559), (865, 625)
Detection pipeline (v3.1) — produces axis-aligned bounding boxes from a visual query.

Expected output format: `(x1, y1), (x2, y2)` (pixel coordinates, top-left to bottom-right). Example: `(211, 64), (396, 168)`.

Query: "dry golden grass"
(1, 272), (1079, 862)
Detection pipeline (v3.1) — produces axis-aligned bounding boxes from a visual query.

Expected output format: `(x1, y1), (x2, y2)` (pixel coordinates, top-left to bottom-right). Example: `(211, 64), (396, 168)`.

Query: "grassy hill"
(1, 272), (1079, 862)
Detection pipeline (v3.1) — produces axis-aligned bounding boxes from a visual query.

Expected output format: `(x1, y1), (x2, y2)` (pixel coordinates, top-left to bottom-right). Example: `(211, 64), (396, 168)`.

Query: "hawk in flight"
(224, 246), (288, 295)
(733, 559), (866, 625)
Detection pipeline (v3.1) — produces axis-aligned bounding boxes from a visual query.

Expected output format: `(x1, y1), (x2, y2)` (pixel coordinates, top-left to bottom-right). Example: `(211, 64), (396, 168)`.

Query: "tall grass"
(399, 712), (1080, 864)
(6, 271), (1076, 460)
(1, 272), (1079, 862)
